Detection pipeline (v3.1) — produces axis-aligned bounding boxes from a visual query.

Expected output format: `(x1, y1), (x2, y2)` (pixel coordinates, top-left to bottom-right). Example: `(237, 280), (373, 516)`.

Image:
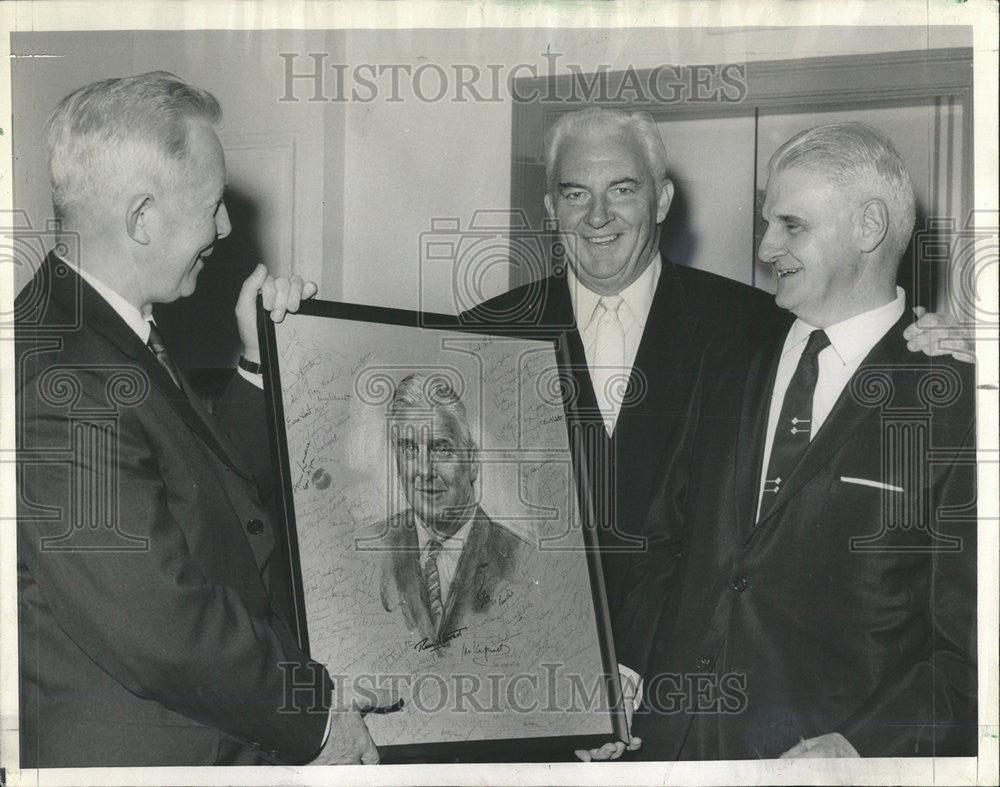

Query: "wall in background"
(11, 25), (971, 347)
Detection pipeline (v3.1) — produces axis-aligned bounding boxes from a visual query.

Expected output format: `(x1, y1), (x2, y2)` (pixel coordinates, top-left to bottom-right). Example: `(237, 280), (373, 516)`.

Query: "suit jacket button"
(696, 655), (712, 670)
(732, 577), (749, 592)
(246, 518), (265, 535)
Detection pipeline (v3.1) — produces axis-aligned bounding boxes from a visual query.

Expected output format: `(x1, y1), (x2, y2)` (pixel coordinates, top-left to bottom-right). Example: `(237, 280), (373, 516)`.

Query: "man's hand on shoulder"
(236, 263), (319, 364)
(904, 306), (975, 363)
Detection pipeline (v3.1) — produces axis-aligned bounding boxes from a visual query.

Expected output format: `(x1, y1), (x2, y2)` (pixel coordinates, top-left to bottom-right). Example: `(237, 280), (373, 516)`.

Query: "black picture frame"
(258, 296), (627, 762)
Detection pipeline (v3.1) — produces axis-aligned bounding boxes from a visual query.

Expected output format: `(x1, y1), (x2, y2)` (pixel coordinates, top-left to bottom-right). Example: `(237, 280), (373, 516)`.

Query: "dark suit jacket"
(625, 314), (977, 760)
(461, 257), (778, 638)
(16, 254), (331, 767)
(375, 507), (527, 644)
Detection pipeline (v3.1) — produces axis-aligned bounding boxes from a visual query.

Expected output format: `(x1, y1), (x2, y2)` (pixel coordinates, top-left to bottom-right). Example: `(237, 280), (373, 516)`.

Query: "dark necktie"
(759, 329), (831, 520)
(424, 539), (445, 627)
(146, 322), (183, 390)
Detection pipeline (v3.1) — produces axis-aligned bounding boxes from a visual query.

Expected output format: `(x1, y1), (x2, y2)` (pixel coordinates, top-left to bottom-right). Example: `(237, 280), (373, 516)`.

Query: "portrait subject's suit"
(622, 313), (977, 759)
(16, 254), (331, 767)
(376, 507), (528, 643)
(462, 255), (778, 634)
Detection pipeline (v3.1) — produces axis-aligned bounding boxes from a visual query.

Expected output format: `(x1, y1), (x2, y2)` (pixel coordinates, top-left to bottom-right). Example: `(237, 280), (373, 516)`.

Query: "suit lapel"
(48, 256), (253, 483)
(624, 260), (699, 419)
(541, 276), (601, 418)
(751, 315), (911, 531)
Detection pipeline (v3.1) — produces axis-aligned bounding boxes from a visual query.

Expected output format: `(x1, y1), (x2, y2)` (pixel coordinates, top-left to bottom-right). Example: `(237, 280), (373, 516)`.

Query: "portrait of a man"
(372, 373), (531, 646)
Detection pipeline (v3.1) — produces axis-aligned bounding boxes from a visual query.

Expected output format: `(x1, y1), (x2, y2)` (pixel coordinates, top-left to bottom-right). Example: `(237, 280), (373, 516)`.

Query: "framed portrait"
(260, 298), (626, 761)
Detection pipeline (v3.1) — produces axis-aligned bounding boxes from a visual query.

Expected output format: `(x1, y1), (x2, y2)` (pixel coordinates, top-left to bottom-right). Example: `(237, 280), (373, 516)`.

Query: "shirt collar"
(413, 509), (476, 554)
(568, 252), (662, 331)
(75, 264), (153, 344)
(785, 286), (906, 365)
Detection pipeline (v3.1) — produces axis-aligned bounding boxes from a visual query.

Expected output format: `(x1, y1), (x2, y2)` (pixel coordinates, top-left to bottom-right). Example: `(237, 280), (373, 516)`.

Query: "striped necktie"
(759, 329), (831, 520)
(146, 322), (183, 390)
(423, 539), (445, 627)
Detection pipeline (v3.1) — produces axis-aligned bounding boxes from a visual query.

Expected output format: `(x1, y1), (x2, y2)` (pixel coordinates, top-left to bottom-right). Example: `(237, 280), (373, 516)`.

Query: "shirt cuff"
(618, 664), (643, 711)
(237, 366), (264, 390)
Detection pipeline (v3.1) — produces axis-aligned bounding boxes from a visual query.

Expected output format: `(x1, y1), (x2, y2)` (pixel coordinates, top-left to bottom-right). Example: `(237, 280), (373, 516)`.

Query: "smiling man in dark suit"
(16, 72), (388, 767)
(463, 108), (778, 634)
(610, 122), (977, 761)
(374, 374), (528, 646)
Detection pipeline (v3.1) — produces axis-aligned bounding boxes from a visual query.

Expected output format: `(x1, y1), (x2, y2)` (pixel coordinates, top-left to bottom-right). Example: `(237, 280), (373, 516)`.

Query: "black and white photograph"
(1, 2), (997, 785)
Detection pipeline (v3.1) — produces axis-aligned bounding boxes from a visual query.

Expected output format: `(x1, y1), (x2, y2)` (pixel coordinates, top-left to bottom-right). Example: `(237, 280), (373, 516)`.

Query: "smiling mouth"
(585, 234), (621, 246)
(776, 267), (803, 278)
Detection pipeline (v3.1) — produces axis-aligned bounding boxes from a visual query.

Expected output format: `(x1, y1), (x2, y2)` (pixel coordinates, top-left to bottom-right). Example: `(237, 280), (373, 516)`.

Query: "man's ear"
(656, 179), (674, 224)
(126, 194), (154, 245)
(857, 198), (889, 253)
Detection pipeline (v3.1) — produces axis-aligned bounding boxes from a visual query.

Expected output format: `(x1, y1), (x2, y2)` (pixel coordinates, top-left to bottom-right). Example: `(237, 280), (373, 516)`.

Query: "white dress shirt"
(76, 265), (154, 343)
(569, 254), (662, 435)
(413, 512), (475, 606)
(76, 262), (261, 389)
(755, 287), (906, 521)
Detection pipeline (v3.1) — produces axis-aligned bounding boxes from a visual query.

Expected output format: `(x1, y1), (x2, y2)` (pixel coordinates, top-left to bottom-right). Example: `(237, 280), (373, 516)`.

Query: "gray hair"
(388, 374), (474, 450)
(45, 71), (221, 224)
(544, 106), (668, 193)
(768, 122), (916, 260)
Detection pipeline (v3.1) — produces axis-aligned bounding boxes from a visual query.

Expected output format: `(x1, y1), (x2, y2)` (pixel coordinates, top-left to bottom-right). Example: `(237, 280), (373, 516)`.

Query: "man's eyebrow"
(557, 176), (642, 190)
(774, 212), (804, 224)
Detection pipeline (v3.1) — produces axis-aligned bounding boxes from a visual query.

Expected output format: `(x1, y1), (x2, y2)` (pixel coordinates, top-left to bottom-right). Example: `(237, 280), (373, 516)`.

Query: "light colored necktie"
(590, 295), (627, 436)
(423, 539), (445, 628)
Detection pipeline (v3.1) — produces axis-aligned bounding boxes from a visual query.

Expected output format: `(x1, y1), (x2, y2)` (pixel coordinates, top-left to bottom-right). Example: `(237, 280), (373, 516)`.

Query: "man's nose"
(414, 447), (435, 478)
(757, 226), (780, 263)
(216, 201), (232, 240)
(585, 194), (612, 228)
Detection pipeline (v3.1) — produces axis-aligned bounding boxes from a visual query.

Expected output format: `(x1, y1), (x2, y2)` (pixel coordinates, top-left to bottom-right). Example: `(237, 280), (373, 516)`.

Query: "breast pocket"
(839, 476), (905, 494)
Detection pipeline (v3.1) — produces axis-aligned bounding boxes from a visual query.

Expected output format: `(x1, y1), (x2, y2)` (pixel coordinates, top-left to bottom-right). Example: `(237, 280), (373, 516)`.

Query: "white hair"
(388, 374), (474, 451)
(45, 71), (221, 225)
(544, 106), (668, 193)
(769, 122), (916, 260)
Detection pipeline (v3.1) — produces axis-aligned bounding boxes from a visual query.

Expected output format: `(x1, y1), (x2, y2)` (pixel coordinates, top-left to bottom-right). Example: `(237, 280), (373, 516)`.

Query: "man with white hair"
(374, 374), (528, 645)
(464, 107), (777, 633)
(608, 122), (977, 761)
(464, 107), (961, 651)
(16, 72), (387, 767)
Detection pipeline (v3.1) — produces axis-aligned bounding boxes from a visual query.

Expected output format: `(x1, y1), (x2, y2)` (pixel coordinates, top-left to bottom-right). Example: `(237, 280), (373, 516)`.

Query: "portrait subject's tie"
(424, 539), (445, 627)
(147, 322), (183, 390)
(759, 329), (831, 521)
(591, 295), (627, 436)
